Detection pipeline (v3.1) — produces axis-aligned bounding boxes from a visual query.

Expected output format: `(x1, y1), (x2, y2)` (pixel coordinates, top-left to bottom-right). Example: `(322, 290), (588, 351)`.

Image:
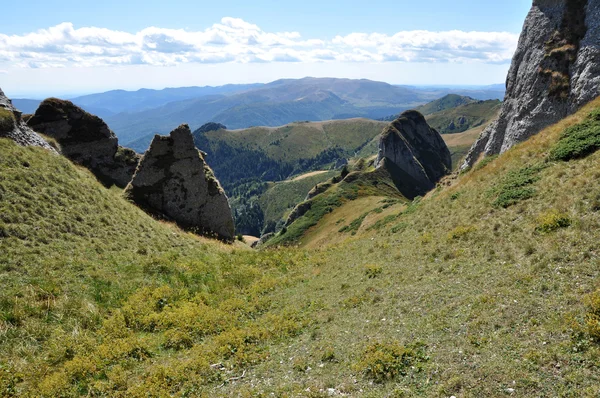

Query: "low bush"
(447, 225), (476, 241)
(584, 290), (600, 342)
(364, 264), (383, 278)
(491, 164), (544, 208)
(535, 210), (571, 233)
(354, 341), (428, 383)
(550, 109), (600, 161)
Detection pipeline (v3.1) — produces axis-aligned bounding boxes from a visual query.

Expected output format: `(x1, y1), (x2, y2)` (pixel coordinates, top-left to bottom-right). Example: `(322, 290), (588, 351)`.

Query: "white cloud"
(0, 19), (519, 69)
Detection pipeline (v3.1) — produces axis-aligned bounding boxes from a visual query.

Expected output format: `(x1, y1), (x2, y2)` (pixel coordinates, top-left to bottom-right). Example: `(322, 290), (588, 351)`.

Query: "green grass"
(258, 170), (338, 230)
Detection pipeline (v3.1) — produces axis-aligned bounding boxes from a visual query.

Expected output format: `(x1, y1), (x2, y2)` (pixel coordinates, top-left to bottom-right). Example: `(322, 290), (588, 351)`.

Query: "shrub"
(355, 341), (428, 383)
(550, 109), (600, 161)
(491, 164), (544, 208)
(535, 210), (572, 233)
(364, 264), (383, 278)
(447, 225), (476, 241)
(320, 347), (337, 362)
(339, 212), (369, 235)
(584, 290), (600, 342)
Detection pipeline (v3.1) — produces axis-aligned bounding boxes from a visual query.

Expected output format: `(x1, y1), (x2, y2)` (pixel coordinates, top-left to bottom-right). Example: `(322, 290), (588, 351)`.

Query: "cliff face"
(463, 0), (600, 168)
(0, 88), (55, 151)
(28, 98), (140, 187)
(125, 124), (235, 240)
(375, 110), (452, 195)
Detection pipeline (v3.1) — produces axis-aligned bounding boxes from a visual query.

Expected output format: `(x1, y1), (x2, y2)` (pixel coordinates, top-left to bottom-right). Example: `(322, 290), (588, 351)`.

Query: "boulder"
(0, 88), (56, 151)
(375, 110), (452, 194)
(462, 0), (600, 169)
(27, 98), (139, 187)
(125, 124), (235, 240)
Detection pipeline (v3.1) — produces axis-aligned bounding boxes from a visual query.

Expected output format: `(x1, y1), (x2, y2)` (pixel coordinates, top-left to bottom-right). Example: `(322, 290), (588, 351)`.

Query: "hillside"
(382, 95), (502, 135)
(3, 94), (600, 396)
(424, 99), (502, 135)
(416, 94), (478, 115)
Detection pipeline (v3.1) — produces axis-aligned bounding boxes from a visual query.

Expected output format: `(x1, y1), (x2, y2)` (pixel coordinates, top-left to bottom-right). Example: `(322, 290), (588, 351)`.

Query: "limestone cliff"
(28, 98), (140, 187)
(0, 88), (55, 151)
(375, 110), (452, 195)
(463, 0), (600, 168)
(125, 124), (235, 240)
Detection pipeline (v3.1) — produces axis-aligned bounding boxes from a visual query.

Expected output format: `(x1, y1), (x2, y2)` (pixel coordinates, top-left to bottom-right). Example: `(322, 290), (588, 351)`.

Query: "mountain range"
(12, 78), (504, 146)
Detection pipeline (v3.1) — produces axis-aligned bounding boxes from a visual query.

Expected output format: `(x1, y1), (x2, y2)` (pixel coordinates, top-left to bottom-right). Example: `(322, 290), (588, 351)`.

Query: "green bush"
(492, 164), (544, 208)
(550, 109), (600, 161)
(355, 341), (428, 383)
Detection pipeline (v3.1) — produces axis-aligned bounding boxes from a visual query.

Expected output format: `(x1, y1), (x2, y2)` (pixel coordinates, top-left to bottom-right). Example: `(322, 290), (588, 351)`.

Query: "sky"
(0, 0), (532, 97)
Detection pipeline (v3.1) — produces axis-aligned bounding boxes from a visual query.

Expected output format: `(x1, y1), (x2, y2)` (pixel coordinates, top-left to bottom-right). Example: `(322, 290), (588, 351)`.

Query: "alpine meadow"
(2, 0), (600, 397)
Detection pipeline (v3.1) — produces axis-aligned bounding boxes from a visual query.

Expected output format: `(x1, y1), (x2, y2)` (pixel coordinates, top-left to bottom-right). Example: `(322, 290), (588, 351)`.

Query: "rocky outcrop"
(462, 0), (600, 168)
(125, 124), (235, 240)
(27, 98), (139, 187)
(375, 110), (452, 194)
(0, 88), (56, 151)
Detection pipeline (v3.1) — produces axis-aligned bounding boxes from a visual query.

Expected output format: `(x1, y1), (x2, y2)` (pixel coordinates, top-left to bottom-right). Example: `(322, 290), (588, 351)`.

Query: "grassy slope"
(424, 99), (502, 135)
(0, 139), (314, 396)
(3, 98), (600, 396)
(416, 94), (478, 115)
(258, 170), (339, 229)
(243, 98), (600, 396)
(202, 118), (388, 163)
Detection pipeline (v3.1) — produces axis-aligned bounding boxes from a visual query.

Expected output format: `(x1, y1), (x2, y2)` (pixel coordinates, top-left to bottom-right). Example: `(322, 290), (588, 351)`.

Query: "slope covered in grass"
(3, 97), (600, 397)
(257, 170), (339, 233)
(0, 139), (314, 396)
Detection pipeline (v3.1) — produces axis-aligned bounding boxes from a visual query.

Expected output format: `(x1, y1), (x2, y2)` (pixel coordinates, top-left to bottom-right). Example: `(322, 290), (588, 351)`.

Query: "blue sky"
(0, 0), (532, 97)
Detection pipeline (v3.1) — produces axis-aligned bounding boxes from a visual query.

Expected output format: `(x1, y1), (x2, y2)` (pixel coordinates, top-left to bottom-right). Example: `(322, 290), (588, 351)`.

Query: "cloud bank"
(0, 18), (519, 68)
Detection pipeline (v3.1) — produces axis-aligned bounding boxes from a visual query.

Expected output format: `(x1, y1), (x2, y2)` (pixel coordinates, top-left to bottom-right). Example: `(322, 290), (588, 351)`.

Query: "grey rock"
(375, 110), (452, 193)
(28, 98), (139, 187)
(462, 0), (600, 169)
(252, 232), (275, 248)
(0, 88), (56, 152)
(125, 124), (235, 240)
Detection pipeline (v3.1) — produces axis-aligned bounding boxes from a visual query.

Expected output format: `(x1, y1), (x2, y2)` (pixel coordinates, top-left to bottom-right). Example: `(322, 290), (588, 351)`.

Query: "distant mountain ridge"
(12, 78), (505, 148)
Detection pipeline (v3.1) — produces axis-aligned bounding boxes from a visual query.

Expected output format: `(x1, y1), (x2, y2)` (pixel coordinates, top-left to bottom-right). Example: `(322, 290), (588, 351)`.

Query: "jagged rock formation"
(375, 110), (452, 194)
(27, 98), (139, 187)
(462, 0), (600, 168)
(0, 88), (55, 151)
(125, 124), (235, 240)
